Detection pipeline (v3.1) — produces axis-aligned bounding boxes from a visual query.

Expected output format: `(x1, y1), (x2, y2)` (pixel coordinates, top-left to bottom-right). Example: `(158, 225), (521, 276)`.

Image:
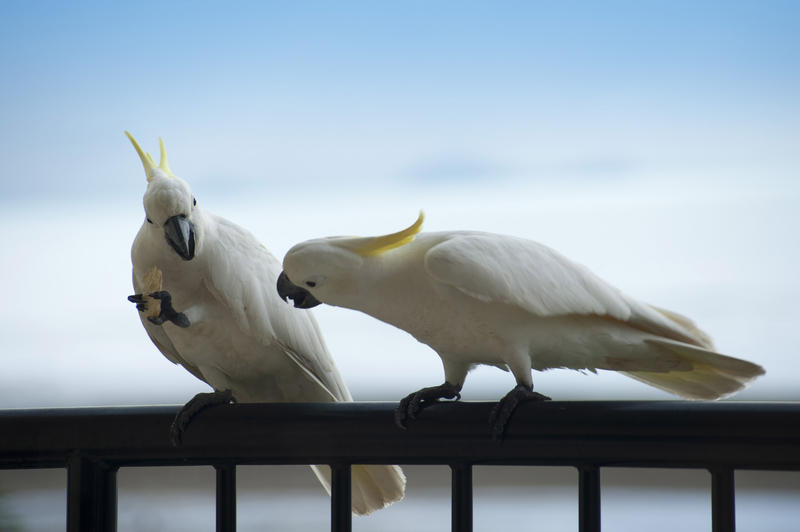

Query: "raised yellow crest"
(125, 131), (175, 181)
(347, 211), (425, 257)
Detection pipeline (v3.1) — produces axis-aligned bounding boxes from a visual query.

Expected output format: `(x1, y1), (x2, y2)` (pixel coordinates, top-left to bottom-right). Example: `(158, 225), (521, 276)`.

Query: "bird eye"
(193, 197), (197, 206)
(146, 218), (154, 224)
(305, 281), (316, 288)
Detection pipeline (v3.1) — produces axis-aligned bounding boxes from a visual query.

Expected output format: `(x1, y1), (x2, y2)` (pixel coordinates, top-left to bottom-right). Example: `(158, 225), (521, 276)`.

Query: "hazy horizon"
(1, 0), (798, 407)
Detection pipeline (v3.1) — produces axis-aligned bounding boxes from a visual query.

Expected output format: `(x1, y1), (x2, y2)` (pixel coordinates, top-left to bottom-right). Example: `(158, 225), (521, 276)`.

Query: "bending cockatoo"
(125, 132), (405, 514)
(277, 212), (765, 438)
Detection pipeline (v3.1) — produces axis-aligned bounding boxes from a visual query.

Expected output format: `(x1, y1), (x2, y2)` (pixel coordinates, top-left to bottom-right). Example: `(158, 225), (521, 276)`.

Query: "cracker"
(141, 266), (163, 319)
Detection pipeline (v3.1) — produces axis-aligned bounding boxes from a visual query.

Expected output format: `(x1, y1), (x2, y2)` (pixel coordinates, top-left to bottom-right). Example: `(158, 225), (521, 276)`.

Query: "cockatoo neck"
(335, 251), (429, 323)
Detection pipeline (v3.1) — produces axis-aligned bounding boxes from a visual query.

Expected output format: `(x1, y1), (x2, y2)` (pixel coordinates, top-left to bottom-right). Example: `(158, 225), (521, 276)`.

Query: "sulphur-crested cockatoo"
(125, 132), (405, 514)
(277, 212), (765, 438)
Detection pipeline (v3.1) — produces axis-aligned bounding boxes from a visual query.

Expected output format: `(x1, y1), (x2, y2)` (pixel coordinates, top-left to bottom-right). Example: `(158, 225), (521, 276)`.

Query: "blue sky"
(1, 1), (798, 200)
(0, 2), (798, 407)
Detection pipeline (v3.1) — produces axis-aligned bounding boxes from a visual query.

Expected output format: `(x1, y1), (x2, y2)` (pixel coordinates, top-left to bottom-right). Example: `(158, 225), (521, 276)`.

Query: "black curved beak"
(164, 215), (195, 261)
(277, 271), (321, 309)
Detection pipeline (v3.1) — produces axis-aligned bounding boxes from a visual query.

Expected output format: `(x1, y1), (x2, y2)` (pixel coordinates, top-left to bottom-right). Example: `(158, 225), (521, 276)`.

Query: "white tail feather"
(622, 338), (765, 400)
(311, 464), (407, 515)
(650, 305), (715, 349)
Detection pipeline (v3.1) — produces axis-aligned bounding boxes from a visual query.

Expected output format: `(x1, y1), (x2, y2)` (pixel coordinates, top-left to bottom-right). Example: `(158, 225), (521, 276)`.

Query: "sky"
(0, 1), (799, 409)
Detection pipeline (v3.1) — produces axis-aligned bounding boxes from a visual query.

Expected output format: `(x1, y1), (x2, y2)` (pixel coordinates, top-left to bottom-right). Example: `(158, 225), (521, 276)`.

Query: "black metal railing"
(1, 401), (799, 532)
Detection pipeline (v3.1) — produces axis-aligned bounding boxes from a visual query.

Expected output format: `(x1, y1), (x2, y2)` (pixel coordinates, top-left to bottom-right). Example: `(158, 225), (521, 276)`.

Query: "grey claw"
(170, 389), (235, 446)
(394, 382), (462, 430)
(172, 312), (190, 328)
(490, 385), (550, 441)
(139, 290), (191, 328)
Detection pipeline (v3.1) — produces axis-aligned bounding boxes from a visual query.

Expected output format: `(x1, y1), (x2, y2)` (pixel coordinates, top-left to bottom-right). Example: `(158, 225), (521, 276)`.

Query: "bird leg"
(170, 389), (235, 446)
(489, 384), (550, 440)
(395, 381), (462, 429)
(127, 290), (191, 328)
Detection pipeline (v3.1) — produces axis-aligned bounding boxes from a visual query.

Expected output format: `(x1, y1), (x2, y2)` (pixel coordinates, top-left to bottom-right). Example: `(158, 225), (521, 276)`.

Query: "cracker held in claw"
(141, 266), (163, 319)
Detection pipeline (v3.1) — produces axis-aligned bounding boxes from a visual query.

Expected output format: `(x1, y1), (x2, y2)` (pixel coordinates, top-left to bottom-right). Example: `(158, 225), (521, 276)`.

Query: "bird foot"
(128, 290), (190, 328)
(395, 382), (462, 429)
(489, 384), (550, 440)
(170, 389), (235, 446)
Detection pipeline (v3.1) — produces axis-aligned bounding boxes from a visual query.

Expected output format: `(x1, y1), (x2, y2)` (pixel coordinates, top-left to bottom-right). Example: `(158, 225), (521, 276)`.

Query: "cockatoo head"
(278, 212), (424, 309)
(126, 131), (199, 261)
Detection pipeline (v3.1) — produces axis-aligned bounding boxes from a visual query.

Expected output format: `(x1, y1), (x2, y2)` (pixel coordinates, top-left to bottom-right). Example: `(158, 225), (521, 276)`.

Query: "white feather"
(425, 233), (632, 319)
(131, 171), (404, 515)
(283, 227), (765, 399)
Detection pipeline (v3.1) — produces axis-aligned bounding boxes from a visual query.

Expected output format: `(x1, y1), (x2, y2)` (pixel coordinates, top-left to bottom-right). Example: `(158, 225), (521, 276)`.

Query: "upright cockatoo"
(277, 212), (765, 438)
(125, 132), (405, 514)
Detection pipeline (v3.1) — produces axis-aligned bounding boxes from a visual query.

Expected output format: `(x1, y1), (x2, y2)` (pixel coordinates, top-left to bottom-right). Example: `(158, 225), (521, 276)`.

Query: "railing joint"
(330, 462), (352, 532)
(450, 463), (473, 532)
(710, 467), (736, 532)
(214, 462), (236, 532)
(67, 452), (118, 532)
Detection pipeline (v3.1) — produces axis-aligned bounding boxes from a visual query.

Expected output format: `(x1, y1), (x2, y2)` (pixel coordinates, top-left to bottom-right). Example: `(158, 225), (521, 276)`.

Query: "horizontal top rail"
(2, 401), (799, 470)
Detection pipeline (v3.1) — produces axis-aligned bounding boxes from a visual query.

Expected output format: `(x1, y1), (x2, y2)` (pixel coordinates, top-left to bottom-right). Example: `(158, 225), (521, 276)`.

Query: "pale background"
(1, 1), (798, 530)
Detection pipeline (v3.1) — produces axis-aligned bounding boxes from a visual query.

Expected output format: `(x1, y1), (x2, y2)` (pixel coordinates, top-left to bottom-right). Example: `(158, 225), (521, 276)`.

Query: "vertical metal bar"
(67, 453), (117, 532)
(450, 464), (473, 532)
(578, 465), (601, 532)
(711, 469), (735, 532)
(330, 464), (352, 532)
(215, 464), (236, 532)
(104, 467), (118, 532)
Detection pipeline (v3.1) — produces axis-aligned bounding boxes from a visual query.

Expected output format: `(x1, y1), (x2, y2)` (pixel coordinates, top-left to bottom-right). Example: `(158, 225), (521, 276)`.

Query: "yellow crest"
(125, 131), (175, 181)
(348, 211), (425, 257)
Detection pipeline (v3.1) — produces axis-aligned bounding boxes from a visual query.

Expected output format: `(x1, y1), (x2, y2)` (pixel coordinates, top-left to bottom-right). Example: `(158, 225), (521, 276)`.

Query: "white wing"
(423, 233), (707, 347)
(203, 215), (352, 402)
(132, 271), (207, 382)
(203, 224), (407, 512)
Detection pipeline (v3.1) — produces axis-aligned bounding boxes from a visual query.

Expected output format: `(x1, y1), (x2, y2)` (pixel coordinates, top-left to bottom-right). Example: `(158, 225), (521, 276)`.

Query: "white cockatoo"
(277, 212), (765, 438)
(125, 132), (405, 514)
